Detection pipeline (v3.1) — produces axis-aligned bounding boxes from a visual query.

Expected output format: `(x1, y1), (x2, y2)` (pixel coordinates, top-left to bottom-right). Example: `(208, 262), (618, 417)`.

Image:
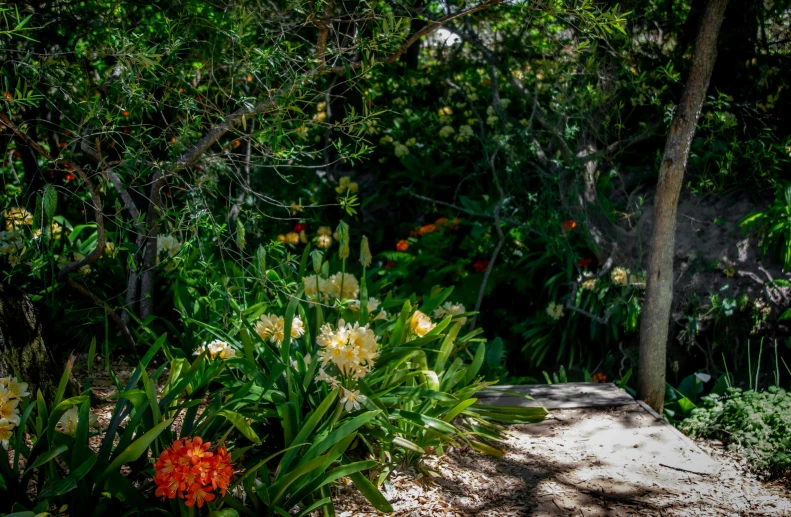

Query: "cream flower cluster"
(4, 207), (32, 231)
(255, 313), (305, 346)
(57, 406), (100, 436)
(303, 272), (360, 303)
(394, 143), (410, 158)
(0, 377), (29, 449)
(348, 297), (388, 321)
(315, 319), (379, 380)
(433, 302), (467, 325)
(196, 339), (236, 360)
(0, 230), (24, 258)
(546, 302), (564, 320)
(157, 235), (182, 270)
(456, 124), (474, 142)
(610, 267), (628, 286)
(410, 310), (435, 337)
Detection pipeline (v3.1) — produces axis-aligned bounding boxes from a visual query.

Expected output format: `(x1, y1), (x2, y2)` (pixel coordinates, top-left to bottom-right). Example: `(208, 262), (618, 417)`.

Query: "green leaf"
(434, 320), (461, 372)
(348, 472), (393, 513)
(299, 411), (380, 466)
(463, 343), (486, 385)
(43, 183), (57, 223)
(37, 477), (78, 500)
(29, 444), (68, 470)
(218, 410), (262, 444)
(278, 388), (338, 474)
(101, 418), (173, 479)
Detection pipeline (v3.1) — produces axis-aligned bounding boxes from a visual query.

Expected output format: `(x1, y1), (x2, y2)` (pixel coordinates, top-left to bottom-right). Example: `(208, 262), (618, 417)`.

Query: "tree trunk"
(637, 0), (728, 412)
(0, 284), (76, 401)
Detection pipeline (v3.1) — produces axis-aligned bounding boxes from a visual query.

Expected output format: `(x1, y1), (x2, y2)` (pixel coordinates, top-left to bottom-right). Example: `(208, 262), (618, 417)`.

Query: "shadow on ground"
(332, 404), (791, 516)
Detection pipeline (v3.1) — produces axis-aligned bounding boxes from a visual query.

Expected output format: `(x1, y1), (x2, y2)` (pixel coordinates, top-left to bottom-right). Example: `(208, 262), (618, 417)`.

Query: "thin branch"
(66, 278), (137, 353)
(0, 112), (104, 278)
(469, 147), (506, 330)
(327, 0), (503, 74)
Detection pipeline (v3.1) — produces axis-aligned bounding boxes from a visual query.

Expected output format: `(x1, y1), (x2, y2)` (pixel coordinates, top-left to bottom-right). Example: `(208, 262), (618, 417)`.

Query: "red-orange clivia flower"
(154, 437), (233, 508)
(418, 224), (438, 236)
(396, 239), (409, 252)
(561, 220), (577, 232)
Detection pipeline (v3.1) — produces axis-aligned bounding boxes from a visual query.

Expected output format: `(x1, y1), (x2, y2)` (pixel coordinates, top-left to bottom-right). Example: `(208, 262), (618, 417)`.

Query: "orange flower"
(396, 239), (409, 252)
(435, 217), (449, 225)
(561, 220), (577, 232)
(185, 483), (215, 507)
(418, 224), (438, 236)
(122, 110), (129, 117)
(153, 437), (233, 508)
(591, 372), (607, 383)
(577, 257), (592, 269)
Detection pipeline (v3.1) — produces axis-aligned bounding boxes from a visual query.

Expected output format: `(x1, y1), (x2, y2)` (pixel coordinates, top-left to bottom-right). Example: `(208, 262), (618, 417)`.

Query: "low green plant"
(679, 386), (791, 478)
(739, 183), (791, 270)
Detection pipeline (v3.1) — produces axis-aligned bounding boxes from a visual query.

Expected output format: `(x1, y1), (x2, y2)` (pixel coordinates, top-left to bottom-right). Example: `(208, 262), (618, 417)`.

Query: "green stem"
(329, 398), (344, 426)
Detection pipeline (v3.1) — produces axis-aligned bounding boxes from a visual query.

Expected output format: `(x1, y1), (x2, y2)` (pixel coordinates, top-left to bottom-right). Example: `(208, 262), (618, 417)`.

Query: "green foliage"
(0, 235), (546, 516)
(679, 387), (791, 478)
(740, 184), (791, 269)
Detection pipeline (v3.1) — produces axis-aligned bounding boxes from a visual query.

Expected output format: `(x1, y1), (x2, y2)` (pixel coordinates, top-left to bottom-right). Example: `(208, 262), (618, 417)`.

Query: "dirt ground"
(333, 405), (791, 516)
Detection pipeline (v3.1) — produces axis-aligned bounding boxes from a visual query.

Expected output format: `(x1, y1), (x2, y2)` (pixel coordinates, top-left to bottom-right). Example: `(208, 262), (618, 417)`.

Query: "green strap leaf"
(348, 471), (393, 513)
(101, 418), (173, 480)
(218, 410), (262, 444)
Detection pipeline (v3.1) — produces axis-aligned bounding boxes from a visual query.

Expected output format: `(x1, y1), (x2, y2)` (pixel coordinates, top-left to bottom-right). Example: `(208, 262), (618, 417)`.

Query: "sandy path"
(334, 404), (791, 516)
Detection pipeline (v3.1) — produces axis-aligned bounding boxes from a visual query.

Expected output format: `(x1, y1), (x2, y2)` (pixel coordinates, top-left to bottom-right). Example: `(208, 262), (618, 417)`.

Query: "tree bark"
(0, 284), (76, 401)
(637, 0), (728, 412)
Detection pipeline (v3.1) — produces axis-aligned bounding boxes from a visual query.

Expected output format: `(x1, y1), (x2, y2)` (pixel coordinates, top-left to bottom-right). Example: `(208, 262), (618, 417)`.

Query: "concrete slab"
(476, 382), (635, 409)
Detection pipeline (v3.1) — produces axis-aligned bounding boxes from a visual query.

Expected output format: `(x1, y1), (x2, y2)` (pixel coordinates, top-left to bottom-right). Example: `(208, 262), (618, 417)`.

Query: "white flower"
(56, 406), (99, 436)
(0, 395), (19, 426)
(255, 314), (305, 346)
(340, 388), (366, 412)
(323, 272), (359, 301)
(410, 310), (435, 337)
(546, 302), (564, 320)
(0, 418), (13, 449)
(433, 302), (467, 325)
(0, 377), (28, 400)
(197, 339), (236, 360)
(456, 124), (475, 142)
(610, 267), (629, 286)
(439, 126), (456, 138)
(316, 320), (379, 379)
(315, 368), (339, 387)
(348, 297), (381, 314)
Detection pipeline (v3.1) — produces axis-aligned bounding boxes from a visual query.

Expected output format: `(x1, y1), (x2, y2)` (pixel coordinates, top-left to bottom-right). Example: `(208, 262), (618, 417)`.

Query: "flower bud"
(336, 220), (350, 260)
(360, 235), (372, 268)
(310, 249), (323, 274)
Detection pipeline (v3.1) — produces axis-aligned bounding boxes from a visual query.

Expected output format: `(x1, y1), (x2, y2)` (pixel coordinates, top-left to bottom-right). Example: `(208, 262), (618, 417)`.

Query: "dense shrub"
(679, 387), (791, 478)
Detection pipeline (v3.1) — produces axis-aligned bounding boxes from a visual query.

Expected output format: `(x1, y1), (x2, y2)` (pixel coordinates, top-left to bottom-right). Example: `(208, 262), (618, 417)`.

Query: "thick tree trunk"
(637, 0), (728, 412)
(0, 284), (75, 401)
